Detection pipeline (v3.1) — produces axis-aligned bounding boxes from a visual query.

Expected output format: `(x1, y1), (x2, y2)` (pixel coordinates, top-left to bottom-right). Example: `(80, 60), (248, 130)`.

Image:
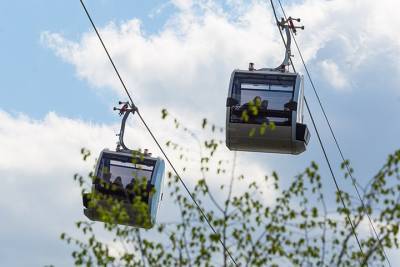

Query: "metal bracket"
(113, 101), (138, 152)
(275, 17), (304, 72)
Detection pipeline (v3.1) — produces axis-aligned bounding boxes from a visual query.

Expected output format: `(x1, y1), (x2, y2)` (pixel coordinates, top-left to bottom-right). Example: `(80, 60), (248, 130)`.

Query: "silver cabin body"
(226, 69), (310, 155)
(83, 149), (165, 229)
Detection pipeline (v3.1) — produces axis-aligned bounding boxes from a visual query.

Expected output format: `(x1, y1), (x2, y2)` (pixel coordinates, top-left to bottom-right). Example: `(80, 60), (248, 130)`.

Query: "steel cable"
(275, 0), (392, 265)
(269, 0), (373, 264)
(79, 1), (239, 266)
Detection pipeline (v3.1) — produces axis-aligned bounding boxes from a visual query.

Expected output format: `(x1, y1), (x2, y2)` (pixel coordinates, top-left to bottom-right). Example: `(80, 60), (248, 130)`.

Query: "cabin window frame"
(230, 74), (296, 125)
(95, 153), (156, 197)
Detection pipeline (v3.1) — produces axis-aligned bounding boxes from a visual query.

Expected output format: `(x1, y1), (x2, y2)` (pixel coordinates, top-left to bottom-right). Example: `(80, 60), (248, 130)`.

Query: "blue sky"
(0, 0), (399, 266)
(0, 0), (173, 122)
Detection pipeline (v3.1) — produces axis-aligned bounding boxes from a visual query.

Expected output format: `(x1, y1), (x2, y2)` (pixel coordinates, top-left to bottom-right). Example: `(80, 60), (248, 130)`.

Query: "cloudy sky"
(1, 0), (399, 266)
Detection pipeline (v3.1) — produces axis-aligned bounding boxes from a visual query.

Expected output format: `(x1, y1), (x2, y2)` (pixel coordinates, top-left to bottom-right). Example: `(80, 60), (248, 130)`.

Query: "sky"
(0, 0), (400, 266)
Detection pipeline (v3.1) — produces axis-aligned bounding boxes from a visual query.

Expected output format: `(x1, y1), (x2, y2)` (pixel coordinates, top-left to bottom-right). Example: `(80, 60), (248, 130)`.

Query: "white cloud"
(40, 1), (282, 123)
(284, 0), (400, 62)
(171, 0), (193, 11)
(26, 0), (400, 264)
(39, 0), (400, 230)
(320, 59), (349, 90)
(0, 111), (113, 176)
(0, 108), (277, 265)
(40, 0), (400, 124)
(0, 110), (114, 266)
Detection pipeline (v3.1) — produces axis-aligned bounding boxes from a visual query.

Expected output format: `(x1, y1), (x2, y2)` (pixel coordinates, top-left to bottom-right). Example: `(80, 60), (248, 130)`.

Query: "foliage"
(62, 110), (400, 267)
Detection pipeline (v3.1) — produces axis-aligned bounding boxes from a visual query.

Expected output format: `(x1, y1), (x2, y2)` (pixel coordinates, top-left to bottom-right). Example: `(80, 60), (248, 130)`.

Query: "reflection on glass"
(230, 75), (296, 124)
(108, 160), (152, 188)
(240, 89), (292, 111)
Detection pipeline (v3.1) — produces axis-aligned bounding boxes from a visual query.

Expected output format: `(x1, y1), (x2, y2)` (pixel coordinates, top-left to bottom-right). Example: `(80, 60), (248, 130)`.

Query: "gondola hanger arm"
(113, 101), (138, 152)
(274, 17), (304, 72)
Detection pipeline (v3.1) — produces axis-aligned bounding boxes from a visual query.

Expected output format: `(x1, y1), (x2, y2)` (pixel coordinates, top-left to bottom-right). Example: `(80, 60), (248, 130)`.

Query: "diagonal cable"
(304, 97), (365, 265)
(275, 0), (392, 265)
(79, 1), (239, 266)
(269, 0), (367, 262)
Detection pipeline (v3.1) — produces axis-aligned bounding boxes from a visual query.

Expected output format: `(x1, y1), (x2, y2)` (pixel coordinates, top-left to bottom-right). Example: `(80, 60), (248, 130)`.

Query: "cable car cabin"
(226, 69), (310, 154)
(82, 149), (165, 229)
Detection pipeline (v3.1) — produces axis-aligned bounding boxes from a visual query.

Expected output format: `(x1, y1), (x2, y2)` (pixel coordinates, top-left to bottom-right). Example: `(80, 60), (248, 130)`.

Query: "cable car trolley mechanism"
(226, 17), (310, 154)
(82, 102), (165, 229)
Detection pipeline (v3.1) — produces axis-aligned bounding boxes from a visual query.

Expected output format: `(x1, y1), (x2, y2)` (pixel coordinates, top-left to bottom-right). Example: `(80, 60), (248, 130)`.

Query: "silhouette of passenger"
(111, 176), (124, 194)
(124, 178), (151, 203)
(241, 96), (269, 124)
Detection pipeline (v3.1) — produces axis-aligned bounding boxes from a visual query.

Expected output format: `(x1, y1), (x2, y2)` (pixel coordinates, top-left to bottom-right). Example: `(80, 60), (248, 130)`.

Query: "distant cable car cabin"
(225, 17), (310, 155)
(82, 102), (165, 229)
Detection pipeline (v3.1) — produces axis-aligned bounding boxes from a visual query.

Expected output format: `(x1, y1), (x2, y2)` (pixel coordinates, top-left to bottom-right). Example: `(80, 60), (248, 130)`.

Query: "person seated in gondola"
(125, 178), (136, 200)
(112, 176), (123, 188)
(125, 177), (152, 203)
(95, 171), (113, 194)
(102, 176), (125, 199)
(240, 96), (269, 124)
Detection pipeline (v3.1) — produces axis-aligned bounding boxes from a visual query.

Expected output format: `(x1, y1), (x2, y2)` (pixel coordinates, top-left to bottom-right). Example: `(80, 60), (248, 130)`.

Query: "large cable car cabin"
(82, 103), (165, 229)
(226, 17), (310, 155)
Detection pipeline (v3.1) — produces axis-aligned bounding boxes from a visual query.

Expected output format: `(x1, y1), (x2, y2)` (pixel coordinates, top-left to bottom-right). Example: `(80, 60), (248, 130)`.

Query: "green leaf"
(202, 118), (207, 129)
(161, 108), (169, 119)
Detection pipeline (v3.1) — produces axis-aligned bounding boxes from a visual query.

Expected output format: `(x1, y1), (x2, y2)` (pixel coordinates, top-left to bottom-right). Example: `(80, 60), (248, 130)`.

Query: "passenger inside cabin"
(125, 178), (151, 203)
(240, 96), (269, 124)
(111, 176), (124, 192)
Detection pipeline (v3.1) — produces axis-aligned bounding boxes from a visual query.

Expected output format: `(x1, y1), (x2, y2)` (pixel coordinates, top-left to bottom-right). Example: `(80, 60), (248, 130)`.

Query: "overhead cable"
(269, 0), (368, 263)
(79, 1), (239, 266)
(274, 1), (392, 265)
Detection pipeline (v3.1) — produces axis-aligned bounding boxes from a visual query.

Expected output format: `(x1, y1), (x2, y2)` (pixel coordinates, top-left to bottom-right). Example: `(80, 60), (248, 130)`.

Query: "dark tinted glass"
(230, 73), (296, 124)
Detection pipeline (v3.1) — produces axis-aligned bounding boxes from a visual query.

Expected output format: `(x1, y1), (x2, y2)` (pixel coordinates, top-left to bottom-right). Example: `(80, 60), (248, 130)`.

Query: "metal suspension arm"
(114, 101), (137, 151)
(277, 21), (292, 71)
(275, 17), (304, 72)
